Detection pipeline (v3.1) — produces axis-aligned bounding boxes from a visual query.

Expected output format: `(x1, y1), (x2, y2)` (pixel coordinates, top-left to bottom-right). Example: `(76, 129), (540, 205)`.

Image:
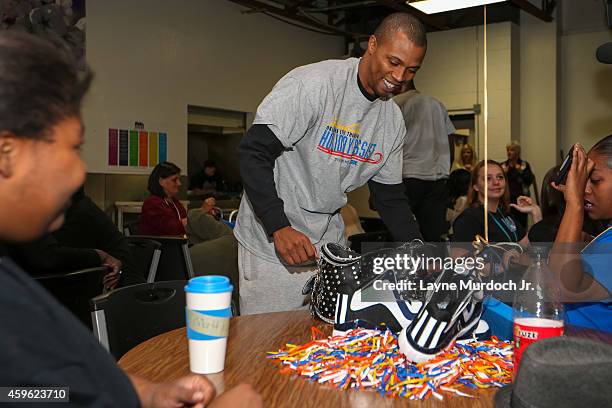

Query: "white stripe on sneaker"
(428, 321), (447, 349)
(410, 309), (428, 340)
(417, 317), (438, 348)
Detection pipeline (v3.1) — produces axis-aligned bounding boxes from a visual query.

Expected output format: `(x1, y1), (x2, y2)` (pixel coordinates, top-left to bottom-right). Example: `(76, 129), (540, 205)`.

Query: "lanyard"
(488, 208), (517, 242)
(165, 198), (182, 221)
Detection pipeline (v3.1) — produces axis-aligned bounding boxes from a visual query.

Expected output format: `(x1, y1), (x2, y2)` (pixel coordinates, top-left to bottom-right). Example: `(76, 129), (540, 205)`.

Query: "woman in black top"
(453, 160), (542, 246)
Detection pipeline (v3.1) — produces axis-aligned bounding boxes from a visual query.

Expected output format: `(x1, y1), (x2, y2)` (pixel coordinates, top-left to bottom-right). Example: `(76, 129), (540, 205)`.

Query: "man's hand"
(272, 226), (317, 265)
(95, 249), (122, 273)
(145, 374), (216, 408)
(95, 249), (122, 290)
(102, 271), (120, 290)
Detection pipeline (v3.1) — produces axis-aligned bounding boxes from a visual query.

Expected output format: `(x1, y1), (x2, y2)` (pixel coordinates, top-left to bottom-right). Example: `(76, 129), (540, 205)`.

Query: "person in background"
(395, 81), (455, 241)
(451, 143), (478, 172)
(140, 162), (190, 237)
(502, 140), (536, 228)
(141, 162), (233, 244)
(529, 165), (602, 243)
(453, 160), (542, 247)
(446, 168), (471, 233)
(7, 187), (145, 289)
(549, 137), (612, 332)
(0, 30), (260, 407)
(188, 159), (224, 198)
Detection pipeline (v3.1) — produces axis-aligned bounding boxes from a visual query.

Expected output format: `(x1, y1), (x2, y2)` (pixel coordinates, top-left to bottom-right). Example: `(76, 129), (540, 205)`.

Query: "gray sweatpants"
(238, 243), (316, 315)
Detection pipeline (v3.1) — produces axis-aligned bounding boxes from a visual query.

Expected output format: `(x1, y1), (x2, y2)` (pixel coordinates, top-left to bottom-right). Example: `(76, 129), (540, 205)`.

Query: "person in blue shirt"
(550, 135), (612, 332)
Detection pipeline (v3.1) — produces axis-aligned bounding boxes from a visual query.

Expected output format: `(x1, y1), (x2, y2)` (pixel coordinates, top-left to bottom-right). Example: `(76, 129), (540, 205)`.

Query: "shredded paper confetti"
(267, 327), (513, 401)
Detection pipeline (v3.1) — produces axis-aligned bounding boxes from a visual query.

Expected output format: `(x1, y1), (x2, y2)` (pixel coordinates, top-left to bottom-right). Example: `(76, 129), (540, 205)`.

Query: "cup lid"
(185, 275), (233, 294)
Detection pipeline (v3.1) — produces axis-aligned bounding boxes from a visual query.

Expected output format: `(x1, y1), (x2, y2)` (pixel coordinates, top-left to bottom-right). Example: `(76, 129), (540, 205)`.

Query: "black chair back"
(35, 267), (107, 329)
(125, 236), (162, 282)
(129, 235), (194, 281)
(348, 231), (392, 253)
(90, 280), (187, 360)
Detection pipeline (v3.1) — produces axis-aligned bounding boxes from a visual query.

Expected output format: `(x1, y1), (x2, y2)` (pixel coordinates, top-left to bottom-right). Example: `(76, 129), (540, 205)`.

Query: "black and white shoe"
(334, 269), (422, 333)
(304, 243), (365, 323)
(398, 268), (485, 363)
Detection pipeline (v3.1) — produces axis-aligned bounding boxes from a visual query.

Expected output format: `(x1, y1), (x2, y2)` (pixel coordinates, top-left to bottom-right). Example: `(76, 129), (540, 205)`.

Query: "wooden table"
(119, 310), (499, 407)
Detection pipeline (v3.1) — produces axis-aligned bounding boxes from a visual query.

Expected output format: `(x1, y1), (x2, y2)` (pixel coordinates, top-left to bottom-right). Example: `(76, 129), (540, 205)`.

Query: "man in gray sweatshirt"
(235, 13), (428, 315)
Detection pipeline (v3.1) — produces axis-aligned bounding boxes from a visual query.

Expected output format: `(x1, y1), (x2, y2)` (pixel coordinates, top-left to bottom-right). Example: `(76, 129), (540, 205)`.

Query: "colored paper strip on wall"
(149, 132), (158, 166)
(119, 129), (129, 166)
(129, 130), (139, 166)
(158, 132), (167, 162)
(108, 129), (118, 165)
(139, 131), (148, 166)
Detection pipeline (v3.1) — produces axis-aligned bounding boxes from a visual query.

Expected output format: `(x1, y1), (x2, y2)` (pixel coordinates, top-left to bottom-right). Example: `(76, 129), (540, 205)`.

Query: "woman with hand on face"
(549, 136), (612, 332)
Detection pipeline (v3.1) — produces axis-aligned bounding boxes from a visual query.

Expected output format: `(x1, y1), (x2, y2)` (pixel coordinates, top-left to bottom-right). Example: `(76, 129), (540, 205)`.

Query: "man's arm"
(9, 235), (101, 274)
(238, 124), (316, 264)
(237, 124), (289, 235)
(368, 180), (422, 242)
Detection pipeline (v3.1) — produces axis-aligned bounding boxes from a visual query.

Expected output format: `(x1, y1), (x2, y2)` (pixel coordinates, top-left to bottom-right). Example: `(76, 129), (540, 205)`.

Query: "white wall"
(519, 10), (559, 193)
(560, 28), (612, 153)
(417, 22), (515, 162)
(83, 0), (344, 174)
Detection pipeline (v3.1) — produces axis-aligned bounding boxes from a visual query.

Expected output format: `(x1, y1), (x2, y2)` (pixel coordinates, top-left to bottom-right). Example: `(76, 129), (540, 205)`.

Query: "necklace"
(488, 207), (517, 242)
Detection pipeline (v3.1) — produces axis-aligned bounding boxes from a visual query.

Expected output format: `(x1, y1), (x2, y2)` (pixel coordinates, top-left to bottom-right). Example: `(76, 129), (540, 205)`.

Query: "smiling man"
(235, 13), (428, 315)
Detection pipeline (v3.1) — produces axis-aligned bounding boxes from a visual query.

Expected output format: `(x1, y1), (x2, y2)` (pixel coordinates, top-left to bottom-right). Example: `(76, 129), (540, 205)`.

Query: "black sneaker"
(398, 268), (485, 363)
(334, 269), (422, 333)
(304, 243), (364, 323)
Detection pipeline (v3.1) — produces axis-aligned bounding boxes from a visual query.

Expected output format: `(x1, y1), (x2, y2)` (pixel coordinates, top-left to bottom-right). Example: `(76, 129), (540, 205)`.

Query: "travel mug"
(185, 275), (233, 374)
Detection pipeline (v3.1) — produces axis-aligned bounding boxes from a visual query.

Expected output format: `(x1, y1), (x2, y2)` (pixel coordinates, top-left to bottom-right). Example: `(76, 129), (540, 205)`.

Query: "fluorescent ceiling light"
(407, 0), (507, 14)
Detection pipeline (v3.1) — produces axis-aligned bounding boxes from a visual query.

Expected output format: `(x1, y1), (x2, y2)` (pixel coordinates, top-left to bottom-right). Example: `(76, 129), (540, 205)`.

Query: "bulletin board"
(108, 128), (167, 168)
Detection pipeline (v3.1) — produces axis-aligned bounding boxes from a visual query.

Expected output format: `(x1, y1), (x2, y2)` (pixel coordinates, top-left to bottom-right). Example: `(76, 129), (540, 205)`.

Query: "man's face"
(0, 116), (85, 242)
(362, 31), (426, 100)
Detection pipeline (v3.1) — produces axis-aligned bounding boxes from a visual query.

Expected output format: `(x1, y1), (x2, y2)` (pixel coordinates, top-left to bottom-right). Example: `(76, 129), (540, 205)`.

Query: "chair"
(125, 236), (162, 282)
(122, 219), (140, 236)
(347, 231), (392, 253)
(35, 267), (108, 329)
(359, 217), (388, 233)
(129, 235), (195, 281)
(90, 280), (187, 360)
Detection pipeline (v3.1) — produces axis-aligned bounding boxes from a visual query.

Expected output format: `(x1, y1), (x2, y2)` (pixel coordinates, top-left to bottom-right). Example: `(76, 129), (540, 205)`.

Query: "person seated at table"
(7, 186), (145, 289)
(549, 137), (612, 332)
(188, 159), (225, 198)
(0, 30), (261, 407)
(446, 168), (471, 231)
(140, 162), (232, 240)
(453, 160), (542, 247)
